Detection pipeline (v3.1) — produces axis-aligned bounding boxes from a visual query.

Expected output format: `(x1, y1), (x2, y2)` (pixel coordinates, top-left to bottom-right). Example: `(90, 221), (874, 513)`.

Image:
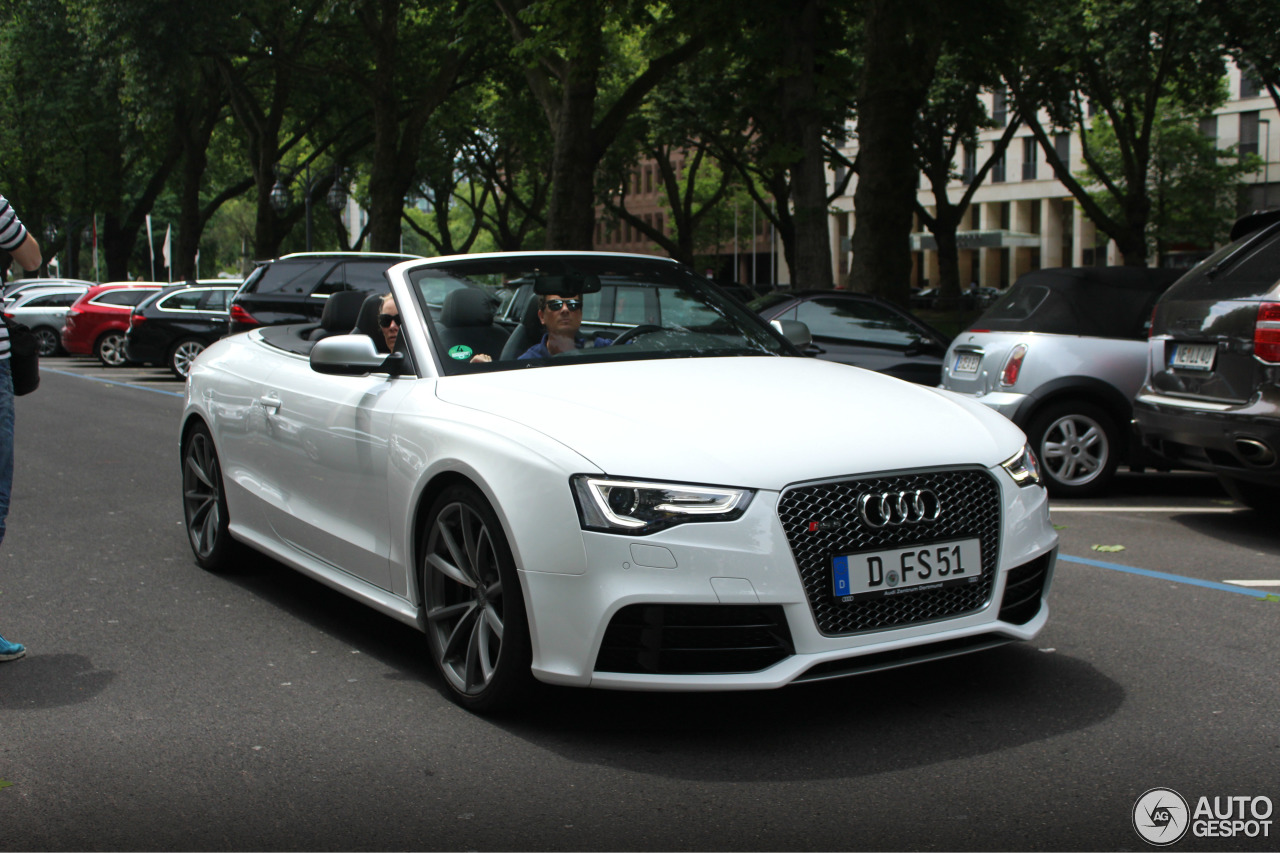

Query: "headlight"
(1001, 444), (1041, 487)
(571, 475), (753, 534)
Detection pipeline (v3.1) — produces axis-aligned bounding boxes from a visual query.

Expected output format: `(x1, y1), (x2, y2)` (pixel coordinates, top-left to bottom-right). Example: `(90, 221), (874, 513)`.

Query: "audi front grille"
(777, 468), (1002, 635)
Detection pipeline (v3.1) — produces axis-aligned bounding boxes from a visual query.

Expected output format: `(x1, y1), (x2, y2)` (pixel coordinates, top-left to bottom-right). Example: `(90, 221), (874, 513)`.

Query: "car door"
(256, 354), (415, 591)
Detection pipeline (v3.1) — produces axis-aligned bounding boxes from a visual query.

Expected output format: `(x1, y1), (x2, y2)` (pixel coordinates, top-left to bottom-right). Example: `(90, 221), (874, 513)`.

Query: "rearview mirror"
(771, 319), (812, 349)
(533, 273), (602, 295)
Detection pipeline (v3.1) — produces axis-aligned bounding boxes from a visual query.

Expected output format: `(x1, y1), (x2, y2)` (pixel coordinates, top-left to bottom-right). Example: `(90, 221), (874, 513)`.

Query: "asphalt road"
(1, 361), (1278, 851)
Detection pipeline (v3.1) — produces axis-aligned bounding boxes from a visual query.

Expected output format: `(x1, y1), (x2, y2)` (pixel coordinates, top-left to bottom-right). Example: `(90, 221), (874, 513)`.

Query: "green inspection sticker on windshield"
(448, 344), (474, 361)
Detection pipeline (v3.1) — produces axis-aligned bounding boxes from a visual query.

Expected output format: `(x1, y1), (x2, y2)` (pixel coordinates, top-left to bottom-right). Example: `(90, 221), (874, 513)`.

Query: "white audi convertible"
(181, 252), (1058, 713)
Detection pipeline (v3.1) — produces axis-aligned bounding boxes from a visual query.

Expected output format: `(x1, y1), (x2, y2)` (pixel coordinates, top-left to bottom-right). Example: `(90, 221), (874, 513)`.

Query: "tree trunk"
(849, 0), (941, 306)
(545, 59), (601, 249)
(781, 0), (832, 287)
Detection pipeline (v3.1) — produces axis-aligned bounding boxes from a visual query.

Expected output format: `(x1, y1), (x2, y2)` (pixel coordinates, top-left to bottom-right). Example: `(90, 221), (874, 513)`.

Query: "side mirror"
(771, 318), (812, 349)
(310, 334), (404, 376)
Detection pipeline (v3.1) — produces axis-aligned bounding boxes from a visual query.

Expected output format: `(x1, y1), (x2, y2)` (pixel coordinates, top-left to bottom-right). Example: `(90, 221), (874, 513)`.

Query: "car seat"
(498, 295), (544, 360)
(309, 290), (370, 341)
(435, 288), (509, 360)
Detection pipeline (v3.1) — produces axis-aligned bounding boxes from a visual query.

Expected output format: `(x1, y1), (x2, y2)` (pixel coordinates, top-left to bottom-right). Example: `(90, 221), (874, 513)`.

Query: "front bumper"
(520, 467), (1059, 690)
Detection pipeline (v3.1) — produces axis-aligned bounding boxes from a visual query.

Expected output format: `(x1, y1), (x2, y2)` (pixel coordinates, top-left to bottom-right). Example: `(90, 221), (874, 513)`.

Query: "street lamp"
(270, 163), (347, 252)
(1260, 118), (1272, 210)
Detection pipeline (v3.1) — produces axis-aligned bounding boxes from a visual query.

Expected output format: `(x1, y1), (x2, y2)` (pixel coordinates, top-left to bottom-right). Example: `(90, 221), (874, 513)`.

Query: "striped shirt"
(0, 194), (31, 361)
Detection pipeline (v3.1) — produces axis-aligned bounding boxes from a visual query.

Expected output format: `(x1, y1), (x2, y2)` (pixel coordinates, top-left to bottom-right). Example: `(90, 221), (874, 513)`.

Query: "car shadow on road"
(1169, 507), (1280, 557)
(214, 552), (1123, 784)
(499, 645), (1122, 783)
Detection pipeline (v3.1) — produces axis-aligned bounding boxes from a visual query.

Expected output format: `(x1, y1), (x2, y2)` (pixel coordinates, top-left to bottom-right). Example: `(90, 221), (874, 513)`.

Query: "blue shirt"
(519, 333), (613, 360)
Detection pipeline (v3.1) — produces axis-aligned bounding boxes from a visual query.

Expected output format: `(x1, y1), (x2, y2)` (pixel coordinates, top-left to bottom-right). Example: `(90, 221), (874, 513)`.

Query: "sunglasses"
(378, 313), (401, 328)
(543, 299), (583, 312)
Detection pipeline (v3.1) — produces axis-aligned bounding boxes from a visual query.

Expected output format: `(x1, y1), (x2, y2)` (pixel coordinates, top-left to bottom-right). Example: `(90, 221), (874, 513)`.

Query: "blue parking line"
(1061, 554), (1275, 600)
(42, 368), (185, 398)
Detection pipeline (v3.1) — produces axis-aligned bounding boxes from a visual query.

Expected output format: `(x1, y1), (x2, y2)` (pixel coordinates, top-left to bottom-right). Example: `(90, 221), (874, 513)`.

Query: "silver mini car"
(941, 267), (1181, 497)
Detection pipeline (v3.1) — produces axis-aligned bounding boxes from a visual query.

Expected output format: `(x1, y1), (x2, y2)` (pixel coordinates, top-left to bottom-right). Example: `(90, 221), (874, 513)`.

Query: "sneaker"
(0, 634), (25, 662)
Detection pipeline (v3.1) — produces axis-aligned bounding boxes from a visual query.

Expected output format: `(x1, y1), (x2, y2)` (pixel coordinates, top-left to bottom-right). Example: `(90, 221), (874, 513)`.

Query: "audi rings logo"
(857, 489), (942, 528)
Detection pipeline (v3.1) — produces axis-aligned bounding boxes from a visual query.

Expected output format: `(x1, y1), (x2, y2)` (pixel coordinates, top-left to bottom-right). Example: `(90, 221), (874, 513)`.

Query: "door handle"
(258, 394), (281, 413)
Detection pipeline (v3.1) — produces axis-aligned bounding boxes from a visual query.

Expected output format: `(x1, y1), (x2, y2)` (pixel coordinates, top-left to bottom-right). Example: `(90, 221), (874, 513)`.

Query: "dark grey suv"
(228, 252), (419, 334)
(1134, 210), (1280, 510)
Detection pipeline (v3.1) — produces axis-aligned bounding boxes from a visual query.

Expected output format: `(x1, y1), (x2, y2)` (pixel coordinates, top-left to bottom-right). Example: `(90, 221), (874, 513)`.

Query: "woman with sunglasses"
(375, 293), (401, 353)
(518, 293), (613, 359)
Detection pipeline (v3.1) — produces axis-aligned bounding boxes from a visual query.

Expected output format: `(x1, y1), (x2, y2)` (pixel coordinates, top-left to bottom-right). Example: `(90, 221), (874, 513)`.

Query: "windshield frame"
(402, 252), (799, 375)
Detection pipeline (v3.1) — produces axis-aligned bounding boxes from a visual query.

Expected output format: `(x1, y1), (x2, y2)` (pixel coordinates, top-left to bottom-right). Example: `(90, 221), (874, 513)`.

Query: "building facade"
(829, 61), (1279, 290)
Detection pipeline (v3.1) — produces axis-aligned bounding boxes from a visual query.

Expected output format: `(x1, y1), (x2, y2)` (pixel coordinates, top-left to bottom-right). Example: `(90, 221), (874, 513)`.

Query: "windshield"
(405, 254), (794, 374)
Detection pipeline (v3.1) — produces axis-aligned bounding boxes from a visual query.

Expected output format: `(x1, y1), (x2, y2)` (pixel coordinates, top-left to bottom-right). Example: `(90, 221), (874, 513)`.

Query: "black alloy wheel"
(32, 326), (60, 357)
(182, 422), (237, 570)
(421, 483), (533, 713)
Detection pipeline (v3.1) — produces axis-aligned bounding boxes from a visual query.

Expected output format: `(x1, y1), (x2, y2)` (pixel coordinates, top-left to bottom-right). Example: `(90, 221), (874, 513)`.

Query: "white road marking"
(1050, 506), (1239, 513)
(1222, 580), (1280, 588)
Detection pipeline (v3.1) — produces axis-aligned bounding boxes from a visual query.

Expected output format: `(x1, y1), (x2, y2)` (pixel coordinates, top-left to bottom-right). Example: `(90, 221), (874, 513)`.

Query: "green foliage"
(1077, 93), (1261, 258)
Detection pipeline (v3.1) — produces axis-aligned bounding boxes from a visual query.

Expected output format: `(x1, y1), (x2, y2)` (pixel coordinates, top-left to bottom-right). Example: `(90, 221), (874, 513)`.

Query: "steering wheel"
(611, 324), (665, 346)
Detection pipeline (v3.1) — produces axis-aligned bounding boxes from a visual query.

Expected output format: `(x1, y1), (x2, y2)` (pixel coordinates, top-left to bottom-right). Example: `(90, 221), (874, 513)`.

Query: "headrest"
(320, 290), (368, 331)
(440, 288), (495, 328)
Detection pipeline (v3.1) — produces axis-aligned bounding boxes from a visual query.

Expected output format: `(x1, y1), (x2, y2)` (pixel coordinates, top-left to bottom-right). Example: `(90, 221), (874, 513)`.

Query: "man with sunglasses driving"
(519, 293), (613, 359)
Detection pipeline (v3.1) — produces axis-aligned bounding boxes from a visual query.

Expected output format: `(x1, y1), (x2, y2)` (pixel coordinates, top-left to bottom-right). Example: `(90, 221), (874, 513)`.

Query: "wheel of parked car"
(1217, 475), (1280, 513)
(420, 483), (533, 713)
(95, 331), (129, 367)
(181, 421), (237, 571)
(31, 326), (61, 357)
(1027, 401), (1119, 498)
(169, 338), (207, 380)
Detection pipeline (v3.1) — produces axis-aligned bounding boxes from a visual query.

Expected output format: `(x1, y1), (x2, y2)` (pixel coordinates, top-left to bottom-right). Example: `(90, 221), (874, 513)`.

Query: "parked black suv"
(228, 252), (419, 334)
(1134, 209), (1280, 510)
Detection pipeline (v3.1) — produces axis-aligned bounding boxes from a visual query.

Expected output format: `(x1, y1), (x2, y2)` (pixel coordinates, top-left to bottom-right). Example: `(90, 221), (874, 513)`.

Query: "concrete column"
(1041, 197), (1063, 267)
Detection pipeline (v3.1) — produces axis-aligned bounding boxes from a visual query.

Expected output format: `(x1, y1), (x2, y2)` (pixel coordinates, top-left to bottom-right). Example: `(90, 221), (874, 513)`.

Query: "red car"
(61, 282), (166, 366)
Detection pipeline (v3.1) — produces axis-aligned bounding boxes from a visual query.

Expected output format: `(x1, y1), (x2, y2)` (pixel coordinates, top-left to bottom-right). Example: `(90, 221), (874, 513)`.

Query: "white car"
(180, 252), (1058, 713)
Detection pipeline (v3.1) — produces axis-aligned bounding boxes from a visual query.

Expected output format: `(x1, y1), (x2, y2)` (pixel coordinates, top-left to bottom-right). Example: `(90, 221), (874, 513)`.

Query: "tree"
(848, 0), (947, 305)
(1004, 0), (1227, 266)
(1211, 0), (1280, 116)
(1079, 95), (1261, 265)
(493, 0), (706, 249)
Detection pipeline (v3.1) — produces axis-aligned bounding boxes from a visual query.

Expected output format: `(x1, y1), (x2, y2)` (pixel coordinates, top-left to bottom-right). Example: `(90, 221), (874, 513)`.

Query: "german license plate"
(832, 538), (981, 600)
(953, 352), (981, 374)
(1171, 342), (1216, 371)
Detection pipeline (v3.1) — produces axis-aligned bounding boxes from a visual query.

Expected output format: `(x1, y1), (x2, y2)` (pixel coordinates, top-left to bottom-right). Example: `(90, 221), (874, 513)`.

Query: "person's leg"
(0, 358), (22, 661)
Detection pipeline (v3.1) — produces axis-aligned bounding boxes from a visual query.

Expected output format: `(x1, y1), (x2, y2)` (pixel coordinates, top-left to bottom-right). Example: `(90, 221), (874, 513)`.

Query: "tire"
(32, 326), (61, 357)
(169, 338), (207, 380)
(95, 331), (129, 367)
(181, 422), (238, 571)
(1027, 401), (1119, 498)
(1217, 475), (1280, 513)
(420, 483), (533, 713)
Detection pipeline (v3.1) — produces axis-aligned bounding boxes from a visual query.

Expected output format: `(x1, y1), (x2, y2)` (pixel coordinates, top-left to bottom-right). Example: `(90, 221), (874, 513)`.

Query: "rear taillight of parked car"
(129, 313), (145, 329)
(229, 303), (259, 327)
(1000, 344), (1028, 387)
(1255, 302), (1280, 364)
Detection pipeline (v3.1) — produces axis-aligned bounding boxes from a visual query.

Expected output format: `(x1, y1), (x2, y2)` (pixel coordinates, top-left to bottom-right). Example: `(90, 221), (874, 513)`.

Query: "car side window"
(25, 292), (80, 308)
(95, 289), (158, 307)
(796, 298), (923, 346)
(161, 290), (205, 311)
(344, 261), (394, 294)
(251, 260), (332, 295)
(198, 289), (233, 311)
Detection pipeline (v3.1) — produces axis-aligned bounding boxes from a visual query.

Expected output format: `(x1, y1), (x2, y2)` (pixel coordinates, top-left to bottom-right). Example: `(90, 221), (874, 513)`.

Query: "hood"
(435, 357), (1026, 490)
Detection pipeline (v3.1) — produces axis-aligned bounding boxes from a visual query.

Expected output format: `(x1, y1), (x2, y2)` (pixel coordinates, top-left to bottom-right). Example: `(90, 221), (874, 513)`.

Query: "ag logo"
(1133, 788), (1190, 846)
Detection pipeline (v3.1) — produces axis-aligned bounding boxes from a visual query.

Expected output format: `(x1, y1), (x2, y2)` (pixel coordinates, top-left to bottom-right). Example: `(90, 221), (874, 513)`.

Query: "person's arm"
(10, 232), (41, 271)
